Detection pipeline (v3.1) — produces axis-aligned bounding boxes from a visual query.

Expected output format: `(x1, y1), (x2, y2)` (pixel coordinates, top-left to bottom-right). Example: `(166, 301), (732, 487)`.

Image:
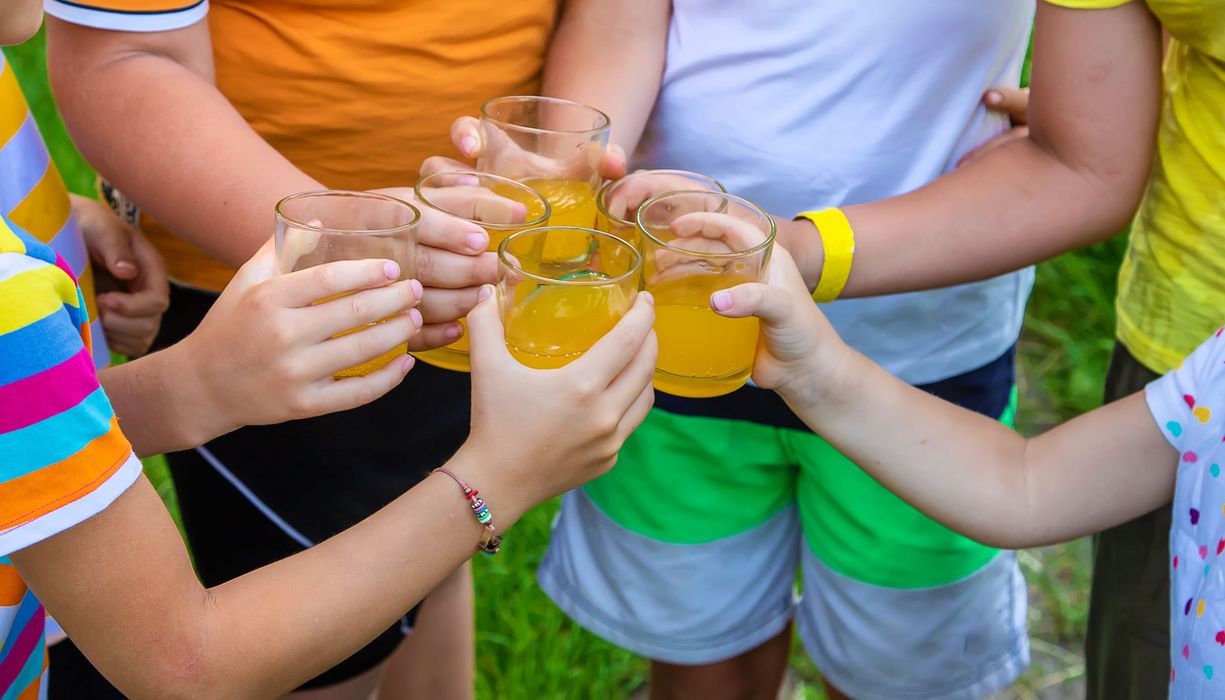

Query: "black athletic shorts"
(49, 283), (473, 694)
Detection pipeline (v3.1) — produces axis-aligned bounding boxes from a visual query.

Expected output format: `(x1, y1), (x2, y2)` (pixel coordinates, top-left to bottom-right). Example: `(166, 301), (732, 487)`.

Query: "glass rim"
(275, 190), (420, 235)
(636, 190), (777, 258)
(497, 226), (643, 287)
(414, 170), (552, 231)
(480, 95), (611, 137)
(597, 169), (728, 228)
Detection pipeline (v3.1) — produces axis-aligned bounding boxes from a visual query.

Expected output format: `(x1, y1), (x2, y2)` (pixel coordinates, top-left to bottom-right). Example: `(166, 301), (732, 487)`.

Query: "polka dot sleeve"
(1146, 327), (1225, 453)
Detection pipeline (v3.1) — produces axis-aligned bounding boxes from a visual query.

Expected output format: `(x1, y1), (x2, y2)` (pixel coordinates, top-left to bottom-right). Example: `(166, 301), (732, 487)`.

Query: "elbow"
(115, 643), (216, 700)
(1090, 165), (1150, 238)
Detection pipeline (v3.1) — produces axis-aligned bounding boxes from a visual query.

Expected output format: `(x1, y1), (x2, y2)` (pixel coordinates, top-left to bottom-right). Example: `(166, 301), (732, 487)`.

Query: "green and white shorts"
(539, 349), (1029, 700)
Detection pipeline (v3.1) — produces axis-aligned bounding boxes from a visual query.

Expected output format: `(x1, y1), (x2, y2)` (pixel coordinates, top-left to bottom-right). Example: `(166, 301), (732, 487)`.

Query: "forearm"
(543, 0), (669, 153)
(784, 1), (1162, 298)
(838, 135), (1139, 295)
(787, 350), (1039, 547)
(784, 346), (1175, 548)
(97, 345), (229, 457)
(18, 451), (528, 698)
(199, 454), (516, 697)
(47, 19), (320, 268)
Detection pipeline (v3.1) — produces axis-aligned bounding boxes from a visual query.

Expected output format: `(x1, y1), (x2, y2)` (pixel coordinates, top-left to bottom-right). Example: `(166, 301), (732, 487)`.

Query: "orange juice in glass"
(498, 226), (641, 369)
(413, 171), (551, 372)
(596, 169), (725, 249)
(637, 191), (775, 398)
(275, 190), (419, 379)
(477, 96), (609, 259)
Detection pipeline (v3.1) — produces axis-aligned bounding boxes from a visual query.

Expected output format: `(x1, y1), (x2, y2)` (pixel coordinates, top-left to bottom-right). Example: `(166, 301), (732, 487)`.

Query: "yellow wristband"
(796, 208), (855, 303)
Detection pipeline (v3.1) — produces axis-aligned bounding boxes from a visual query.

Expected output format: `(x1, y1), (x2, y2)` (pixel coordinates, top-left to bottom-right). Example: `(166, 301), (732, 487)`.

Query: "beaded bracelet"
(434, 467), (502, 555)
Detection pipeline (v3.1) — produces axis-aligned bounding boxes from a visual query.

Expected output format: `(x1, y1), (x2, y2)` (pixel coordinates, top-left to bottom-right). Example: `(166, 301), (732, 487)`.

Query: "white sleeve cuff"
(0, 451), (141, 557)
(44, 0), (208, 32)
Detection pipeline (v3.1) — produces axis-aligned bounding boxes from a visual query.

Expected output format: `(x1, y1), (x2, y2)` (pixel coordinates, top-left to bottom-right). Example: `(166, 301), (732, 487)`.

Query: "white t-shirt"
(1147, 327), (1225, 698)
(636, 0), (1036, 384)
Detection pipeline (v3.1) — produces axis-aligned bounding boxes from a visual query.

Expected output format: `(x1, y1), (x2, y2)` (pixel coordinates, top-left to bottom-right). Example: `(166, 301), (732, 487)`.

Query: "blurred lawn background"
(8, 27), (1115, 699)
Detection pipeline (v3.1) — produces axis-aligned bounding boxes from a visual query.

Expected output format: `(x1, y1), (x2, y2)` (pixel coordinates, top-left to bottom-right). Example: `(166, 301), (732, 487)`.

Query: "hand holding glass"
(477, 96), (609, 257)
(497, 227), (641, 369)
(413, 172), (550, 372)
(596, 169), (725, 248)
(637, 191), (776, 398)
(275, 190), (419, 378)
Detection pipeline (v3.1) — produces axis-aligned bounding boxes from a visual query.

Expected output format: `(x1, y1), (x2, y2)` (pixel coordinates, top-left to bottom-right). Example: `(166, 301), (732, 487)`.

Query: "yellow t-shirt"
(1046, 0), (1225, 373)
(47, 0), (560, 292)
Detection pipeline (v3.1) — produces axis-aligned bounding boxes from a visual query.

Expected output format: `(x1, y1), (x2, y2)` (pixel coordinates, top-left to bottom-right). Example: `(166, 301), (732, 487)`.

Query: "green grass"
(8, 26), (1116, 699)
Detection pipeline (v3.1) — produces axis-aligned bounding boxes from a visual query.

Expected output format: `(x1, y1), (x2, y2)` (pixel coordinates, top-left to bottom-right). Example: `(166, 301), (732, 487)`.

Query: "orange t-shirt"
(48, 0), (560, 291)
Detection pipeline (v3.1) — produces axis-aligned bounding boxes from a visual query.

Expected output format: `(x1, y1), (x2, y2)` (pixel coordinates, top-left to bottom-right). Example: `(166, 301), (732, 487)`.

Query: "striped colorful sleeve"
(44, 0), (208, 32)
(0, 215), (141, 557)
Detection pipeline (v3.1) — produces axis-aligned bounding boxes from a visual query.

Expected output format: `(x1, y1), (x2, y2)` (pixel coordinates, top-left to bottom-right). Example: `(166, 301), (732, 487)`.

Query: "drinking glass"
(275, 190), (419, 378)
(596, 169), (725, 248)
(477, 96), (610, 259)
(637, 191), (775, 398)
(497, 226), (641, 369)
(413, 171), (551, 372)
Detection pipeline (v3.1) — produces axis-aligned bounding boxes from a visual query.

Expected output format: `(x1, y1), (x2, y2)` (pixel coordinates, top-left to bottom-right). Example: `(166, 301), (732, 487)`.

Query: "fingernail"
(446, 323), (463, 339)
(711, 291), (733, 311)
(985, 90), (1002, 105)
(383, 261), (401, 280)
(410, 279), (424, 299)
(466, 231), (488, 251)
(460, 136), (478, 156)
(457, 174), (480, 187)
(477, 284), (493, 303)
(409, 308), (423, 328)
(398, 355), (415, 374)
(114, 260), (136, 273)
(640, 291), (654, 306)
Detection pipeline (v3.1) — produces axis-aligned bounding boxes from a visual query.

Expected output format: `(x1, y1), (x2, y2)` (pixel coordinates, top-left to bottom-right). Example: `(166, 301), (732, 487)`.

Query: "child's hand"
(418, 115), (627, 181)
(73, 194), (170, 358)
(957, 86), (1030, 167)
(457, 285), (657, 523)
(371, 188), (497, 350)
(179, 239), (422, 436)
(709, 246), (851, 407)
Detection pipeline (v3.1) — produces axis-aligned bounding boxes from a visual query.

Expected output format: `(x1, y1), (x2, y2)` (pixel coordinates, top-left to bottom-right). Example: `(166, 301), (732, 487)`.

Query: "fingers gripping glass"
(477, 96), (610, 257)
(275, 190), (419, 378)
(497, 226), (641, 369)
(637, 191), (776, 398)
(596, 169), (726, 249)
(412, 171), (551, 373)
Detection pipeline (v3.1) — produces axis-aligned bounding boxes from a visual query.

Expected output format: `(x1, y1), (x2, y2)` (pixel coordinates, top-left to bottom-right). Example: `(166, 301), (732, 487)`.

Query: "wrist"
(774, 216), (823, 291)
(772, 314), (859, 417)
(443, 442), (534, 532)
(800, 341), (865, 418)
(164, 338), (240, 447)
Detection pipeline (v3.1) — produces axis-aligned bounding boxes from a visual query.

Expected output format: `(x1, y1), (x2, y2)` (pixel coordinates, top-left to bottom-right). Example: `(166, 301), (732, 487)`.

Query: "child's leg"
(376, 562), (474, 700)
(1084, 342), (1168, 700)
(538, 407), (798, 699)
(649, 625), (791, 700)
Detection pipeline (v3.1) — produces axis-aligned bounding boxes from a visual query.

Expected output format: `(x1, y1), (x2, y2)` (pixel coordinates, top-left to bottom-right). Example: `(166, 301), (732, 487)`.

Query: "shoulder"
(0, 241), (141, 556)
